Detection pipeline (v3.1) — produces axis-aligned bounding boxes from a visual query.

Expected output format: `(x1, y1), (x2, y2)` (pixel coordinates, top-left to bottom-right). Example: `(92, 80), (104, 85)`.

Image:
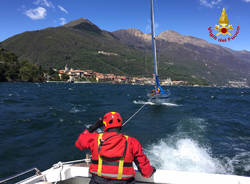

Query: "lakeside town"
(54, 64), (186, 86)
(50, 65), (249, 88)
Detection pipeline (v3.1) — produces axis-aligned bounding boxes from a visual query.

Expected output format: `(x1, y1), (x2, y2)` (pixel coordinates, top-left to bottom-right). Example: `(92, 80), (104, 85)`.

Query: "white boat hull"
(17, 162), (250, 184)
(147, 93), (170, 104)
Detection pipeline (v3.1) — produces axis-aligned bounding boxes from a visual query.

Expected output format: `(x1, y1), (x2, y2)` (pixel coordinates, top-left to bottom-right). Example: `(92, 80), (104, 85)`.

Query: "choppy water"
(0, 83), (250, 180)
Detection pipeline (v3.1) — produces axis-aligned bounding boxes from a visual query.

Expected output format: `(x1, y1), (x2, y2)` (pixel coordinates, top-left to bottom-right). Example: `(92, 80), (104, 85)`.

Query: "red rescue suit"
(75, 129), (154, 180)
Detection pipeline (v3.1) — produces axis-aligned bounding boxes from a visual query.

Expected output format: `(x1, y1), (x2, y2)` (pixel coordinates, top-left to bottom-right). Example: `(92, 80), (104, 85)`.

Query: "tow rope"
(122, 99), (151, 127)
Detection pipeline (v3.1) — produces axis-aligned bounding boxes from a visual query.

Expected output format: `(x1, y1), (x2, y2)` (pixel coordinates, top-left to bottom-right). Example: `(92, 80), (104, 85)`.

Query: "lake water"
(0, 82), (250, 179)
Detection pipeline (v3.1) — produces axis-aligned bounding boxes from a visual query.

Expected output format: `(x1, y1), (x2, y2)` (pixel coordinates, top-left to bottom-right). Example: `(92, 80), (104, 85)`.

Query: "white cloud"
(25, 7), (47, 20)
(58, 5), (68, 14)
(59, 18), (66, 25)
(200, 0), (222, 8)
(34, 0), (54, 8)
(243, 0), (250, 2)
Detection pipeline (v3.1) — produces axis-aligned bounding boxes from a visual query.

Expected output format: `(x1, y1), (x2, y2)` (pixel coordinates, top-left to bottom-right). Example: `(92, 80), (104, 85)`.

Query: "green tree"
(4, 62), (20, 81)
(19, 65), (33, 82)
(0, 63), (7, 81)
(49, 67), (55, 76)
(19, 61), (45, 82)
(61, 73), (69, 81)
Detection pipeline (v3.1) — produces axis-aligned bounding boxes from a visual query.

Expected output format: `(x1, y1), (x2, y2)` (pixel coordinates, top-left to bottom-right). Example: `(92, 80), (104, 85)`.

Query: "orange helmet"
(103, 112), (123, 131)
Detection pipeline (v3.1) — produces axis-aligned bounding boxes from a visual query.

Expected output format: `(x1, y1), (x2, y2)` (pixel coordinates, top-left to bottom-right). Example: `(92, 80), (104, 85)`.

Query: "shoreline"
(1, 81), (249, 89)
(45, 81), (249, 89)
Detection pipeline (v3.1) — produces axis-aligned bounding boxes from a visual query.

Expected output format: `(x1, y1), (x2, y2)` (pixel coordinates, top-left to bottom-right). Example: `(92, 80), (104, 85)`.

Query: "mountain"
(1, 18), (152, 77)
(113, 29), (250, 86)
(2, 18), (250, 86)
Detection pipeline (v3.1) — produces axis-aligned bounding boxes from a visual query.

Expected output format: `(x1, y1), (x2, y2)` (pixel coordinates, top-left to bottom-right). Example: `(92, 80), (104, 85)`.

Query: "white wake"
(133, 100), (179, 107)
(146, 138), (230, 174)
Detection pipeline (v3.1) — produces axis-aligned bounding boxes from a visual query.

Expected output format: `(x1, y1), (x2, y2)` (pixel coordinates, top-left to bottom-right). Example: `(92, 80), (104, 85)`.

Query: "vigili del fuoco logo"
(208, 8), (240, 42)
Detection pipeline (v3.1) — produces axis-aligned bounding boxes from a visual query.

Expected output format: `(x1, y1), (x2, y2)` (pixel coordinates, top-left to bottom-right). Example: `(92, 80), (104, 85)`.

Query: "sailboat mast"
(150, 0), (158, 77)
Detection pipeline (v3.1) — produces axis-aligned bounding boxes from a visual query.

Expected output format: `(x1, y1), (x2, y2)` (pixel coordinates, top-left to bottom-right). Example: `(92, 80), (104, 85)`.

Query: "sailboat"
(148, 0), (170, 104)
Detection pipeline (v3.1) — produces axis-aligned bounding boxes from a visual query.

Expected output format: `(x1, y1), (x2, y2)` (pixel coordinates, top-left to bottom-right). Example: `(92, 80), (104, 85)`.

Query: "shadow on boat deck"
(58, 176), (155, 184)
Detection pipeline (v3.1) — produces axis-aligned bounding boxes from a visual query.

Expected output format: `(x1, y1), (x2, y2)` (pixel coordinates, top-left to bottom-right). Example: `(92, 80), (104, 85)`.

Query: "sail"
(155, 75), (166, 94)
(150, 0), (168, 97)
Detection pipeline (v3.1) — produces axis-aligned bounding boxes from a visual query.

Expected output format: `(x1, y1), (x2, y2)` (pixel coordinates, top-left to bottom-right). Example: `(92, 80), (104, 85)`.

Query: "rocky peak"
(158, 30), (186, 45)
(113, 28), (151, 43)
(64, 17), (102, 34)
(64, 18), (94, 27)
(126, 28), (144, 35)
(158, 30), (219, 49)
(114, 28), (144, 36)
(240, 50), (250, 54)
(158, 30), (183, 40)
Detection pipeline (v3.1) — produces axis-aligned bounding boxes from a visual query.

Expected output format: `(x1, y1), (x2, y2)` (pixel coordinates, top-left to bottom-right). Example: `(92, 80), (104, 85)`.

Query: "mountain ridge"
(1, 18), (250, 86)
(112, 27), (250, 85)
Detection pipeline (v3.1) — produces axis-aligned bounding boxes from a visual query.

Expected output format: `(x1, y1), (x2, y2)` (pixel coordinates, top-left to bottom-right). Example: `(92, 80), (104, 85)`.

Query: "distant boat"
(148, 0), (170, 104)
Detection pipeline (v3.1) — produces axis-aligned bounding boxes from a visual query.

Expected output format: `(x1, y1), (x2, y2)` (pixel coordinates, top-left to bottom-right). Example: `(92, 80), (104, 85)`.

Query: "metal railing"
(52, 158), (91, 169)
(0, 167), (41, 184)
(0, 155), (91, 184)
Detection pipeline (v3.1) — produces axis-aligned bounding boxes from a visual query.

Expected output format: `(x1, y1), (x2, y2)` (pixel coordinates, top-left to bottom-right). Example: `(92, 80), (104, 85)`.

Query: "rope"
(122, 101), (149, 127)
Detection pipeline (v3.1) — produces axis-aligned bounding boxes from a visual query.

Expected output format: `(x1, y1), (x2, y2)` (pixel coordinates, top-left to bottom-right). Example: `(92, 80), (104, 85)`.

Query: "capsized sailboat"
(148, 0), (170, 104)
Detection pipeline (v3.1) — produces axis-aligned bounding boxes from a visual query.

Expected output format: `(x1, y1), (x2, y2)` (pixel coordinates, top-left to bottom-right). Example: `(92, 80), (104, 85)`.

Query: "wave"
(229, 151), (250, 174)
(133, 100), (180, 107)
(176, 118), (208, 139)
(145, 117), (234, 174)
(146, 138), (230, 174)
(69, 106), (86, 113)
(2, 99), (21, 104)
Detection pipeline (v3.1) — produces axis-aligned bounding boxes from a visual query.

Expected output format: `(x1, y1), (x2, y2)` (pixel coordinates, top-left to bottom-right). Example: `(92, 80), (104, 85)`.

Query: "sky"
(0, 0), (250, 51)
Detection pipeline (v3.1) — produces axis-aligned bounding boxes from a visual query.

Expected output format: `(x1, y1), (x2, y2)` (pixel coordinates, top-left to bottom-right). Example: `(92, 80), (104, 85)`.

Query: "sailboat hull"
(147, 93), (170, 104)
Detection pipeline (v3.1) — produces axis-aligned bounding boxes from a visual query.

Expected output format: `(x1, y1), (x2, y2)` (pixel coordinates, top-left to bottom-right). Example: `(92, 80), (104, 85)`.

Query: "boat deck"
(58, 163), (152, 184)
(15, 160), (250, 184)
(58, 177), (152, 184)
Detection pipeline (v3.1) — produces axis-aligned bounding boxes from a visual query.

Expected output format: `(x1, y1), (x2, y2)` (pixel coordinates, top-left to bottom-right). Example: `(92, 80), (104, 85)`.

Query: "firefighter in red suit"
(75, 112), (156, 184)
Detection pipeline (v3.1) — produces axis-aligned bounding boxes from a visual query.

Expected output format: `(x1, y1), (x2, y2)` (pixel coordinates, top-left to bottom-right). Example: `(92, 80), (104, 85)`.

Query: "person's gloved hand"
(151, 166), (156, 176)
(88, 117), (103, 133)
